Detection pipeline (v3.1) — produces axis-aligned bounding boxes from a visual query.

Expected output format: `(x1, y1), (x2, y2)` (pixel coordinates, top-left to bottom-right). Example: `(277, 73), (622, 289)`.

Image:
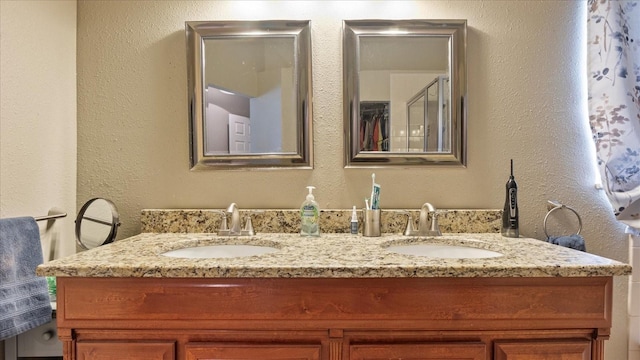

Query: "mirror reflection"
(406, 75), (450, 152)
(343, 20), (467, 167)
(203, 37), (296, 155)
(187, 21), (313, 169)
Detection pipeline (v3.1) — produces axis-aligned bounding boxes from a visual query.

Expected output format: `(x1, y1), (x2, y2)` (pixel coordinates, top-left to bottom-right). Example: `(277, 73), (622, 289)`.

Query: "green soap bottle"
(300, 186), (320, 237)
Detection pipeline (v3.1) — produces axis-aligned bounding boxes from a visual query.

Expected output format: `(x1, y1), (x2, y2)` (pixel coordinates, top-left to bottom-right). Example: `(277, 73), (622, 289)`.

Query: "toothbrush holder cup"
(363, 209), (381, 237)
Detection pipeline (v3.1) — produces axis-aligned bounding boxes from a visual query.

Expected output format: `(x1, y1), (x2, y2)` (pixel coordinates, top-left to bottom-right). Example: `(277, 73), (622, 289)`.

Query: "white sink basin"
(161, 244), (279, 259)
(385, 244), (503, 259)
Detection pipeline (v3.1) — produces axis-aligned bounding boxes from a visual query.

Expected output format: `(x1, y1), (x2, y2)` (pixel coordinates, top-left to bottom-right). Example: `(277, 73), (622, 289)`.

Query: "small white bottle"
(300, 186), (320, 237)
(350, 206), (358, 234)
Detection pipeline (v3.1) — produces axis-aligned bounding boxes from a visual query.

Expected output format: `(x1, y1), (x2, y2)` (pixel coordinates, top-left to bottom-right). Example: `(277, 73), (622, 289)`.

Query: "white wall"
(0, 1), (77, 259)
(75, 1), (630, 358)
(0, 1), (76, 355)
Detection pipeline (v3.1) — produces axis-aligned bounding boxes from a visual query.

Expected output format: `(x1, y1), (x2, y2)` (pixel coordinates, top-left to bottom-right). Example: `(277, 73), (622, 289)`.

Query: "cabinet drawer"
(350, 342), (486, 360)
(76, 341), (175, 360)
(494, 339), (591, 360)
(185, 343), (321, 360)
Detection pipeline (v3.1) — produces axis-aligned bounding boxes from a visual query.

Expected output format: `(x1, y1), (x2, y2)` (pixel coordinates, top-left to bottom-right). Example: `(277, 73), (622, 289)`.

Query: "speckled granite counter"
(140, 209), (503, 234)
(37, 232), (631, 278)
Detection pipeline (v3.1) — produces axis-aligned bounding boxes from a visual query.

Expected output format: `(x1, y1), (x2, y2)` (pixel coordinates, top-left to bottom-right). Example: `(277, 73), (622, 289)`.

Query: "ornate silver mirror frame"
(187, 20), (313, 169)
(343, 19), (467, 167)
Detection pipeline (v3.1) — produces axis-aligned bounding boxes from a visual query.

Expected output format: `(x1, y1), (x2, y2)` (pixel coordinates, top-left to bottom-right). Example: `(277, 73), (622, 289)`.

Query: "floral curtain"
(587, 0), (640, 232)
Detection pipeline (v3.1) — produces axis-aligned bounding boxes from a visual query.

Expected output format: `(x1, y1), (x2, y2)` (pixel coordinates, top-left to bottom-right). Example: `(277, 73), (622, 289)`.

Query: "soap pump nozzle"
(306, 186), (316, 201)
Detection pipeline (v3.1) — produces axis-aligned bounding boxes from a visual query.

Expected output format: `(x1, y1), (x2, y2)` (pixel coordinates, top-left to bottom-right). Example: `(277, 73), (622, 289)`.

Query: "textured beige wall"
(77, 1), (629, 357)
(631, 235), (640, 359)
(0, 1), (77, 260)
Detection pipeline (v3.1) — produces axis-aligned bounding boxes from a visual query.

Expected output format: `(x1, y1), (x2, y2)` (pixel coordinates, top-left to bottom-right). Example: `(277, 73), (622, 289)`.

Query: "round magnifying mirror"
(75, 198), (120, 250)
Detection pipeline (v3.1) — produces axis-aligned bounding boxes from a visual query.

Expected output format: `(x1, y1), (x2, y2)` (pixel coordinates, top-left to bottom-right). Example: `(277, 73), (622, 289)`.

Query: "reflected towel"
(547, 234), (586, 252)
(0, 217), (52, 340)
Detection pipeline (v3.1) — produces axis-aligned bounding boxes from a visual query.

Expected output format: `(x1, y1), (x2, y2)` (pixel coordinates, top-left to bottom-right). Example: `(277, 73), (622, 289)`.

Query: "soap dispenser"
(300, 186), (320, 237)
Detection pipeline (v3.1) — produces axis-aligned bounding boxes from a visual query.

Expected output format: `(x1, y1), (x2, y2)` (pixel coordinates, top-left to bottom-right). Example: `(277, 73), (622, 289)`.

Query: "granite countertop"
(37, 232), (631, 278)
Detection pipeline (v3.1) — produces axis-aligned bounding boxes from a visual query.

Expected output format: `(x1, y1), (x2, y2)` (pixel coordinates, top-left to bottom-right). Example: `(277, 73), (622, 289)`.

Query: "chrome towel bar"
(34, 213), (67, 222)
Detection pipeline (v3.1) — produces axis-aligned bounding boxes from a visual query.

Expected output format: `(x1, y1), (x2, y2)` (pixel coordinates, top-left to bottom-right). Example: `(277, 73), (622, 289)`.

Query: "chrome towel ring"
(543, 200), (583, 238)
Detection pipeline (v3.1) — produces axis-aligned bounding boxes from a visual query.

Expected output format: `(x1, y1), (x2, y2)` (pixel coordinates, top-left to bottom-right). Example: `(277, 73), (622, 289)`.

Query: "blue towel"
(0, 217), (52, 340)
(547, 234), (587, 252)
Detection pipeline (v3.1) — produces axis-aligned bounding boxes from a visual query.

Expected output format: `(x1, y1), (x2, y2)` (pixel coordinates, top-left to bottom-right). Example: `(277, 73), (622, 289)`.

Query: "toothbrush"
(370, 174), (376, 209)
(370, 173), (381, 210)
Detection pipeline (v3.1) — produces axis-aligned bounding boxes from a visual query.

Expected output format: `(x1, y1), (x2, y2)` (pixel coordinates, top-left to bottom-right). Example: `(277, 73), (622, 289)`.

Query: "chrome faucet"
(216, 204), (261, 236)
(417, 202), (442, 236)
(226, 203), (242, 235)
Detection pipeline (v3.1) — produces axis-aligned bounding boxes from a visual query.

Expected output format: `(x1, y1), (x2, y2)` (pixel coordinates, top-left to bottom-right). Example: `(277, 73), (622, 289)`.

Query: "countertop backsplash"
(141, 209), (503, 234)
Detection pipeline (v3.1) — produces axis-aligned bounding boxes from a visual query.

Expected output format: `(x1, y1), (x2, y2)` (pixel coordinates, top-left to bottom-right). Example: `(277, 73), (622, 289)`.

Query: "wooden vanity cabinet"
(55, 276), (613, 360)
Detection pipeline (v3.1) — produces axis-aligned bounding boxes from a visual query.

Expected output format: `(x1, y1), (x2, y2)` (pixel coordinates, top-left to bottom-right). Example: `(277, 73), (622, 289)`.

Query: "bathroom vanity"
(56, 276), (611, 360)
(37, 230), (630, 360)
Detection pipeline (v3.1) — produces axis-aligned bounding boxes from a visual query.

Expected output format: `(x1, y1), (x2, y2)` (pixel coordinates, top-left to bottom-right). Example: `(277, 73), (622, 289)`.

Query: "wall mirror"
(186, 20), (313, 169)
(343, 19), (467, 167)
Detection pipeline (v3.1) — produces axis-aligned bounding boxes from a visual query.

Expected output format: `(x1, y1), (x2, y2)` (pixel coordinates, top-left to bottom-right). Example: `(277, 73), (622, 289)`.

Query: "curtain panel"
(587, 0), (640, 232)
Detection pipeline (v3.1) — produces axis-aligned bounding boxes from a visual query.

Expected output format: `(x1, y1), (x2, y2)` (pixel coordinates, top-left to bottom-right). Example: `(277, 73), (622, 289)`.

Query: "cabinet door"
(494, 340), (591, 360)
(76, 341), (175, 360)
(350, 343), (486, 360)
(185, 343), (321, 360)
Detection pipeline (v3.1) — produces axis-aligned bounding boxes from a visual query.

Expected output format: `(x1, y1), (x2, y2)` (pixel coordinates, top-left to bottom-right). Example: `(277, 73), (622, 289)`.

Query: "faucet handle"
(241, 210), (264, 236)
(242, 216), (255, 236)
(429, 210), (442, 236)
(399, 210), (417, 236)
(212, 210), (230, 235)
